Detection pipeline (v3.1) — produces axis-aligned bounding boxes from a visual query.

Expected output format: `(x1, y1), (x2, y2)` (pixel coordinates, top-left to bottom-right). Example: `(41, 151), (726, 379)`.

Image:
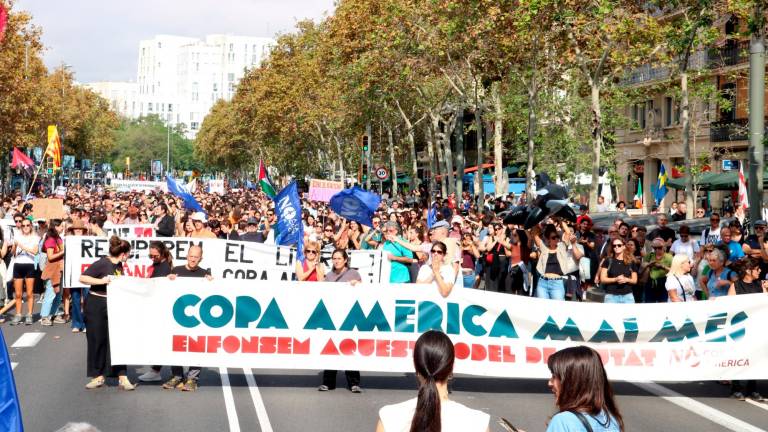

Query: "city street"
(6, 318), (768, 432)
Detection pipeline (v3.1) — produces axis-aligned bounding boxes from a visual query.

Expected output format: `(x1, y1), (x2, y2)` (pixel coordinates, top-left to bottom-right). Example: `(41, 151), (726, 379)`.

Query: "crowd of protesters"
(0, 184), (764, 401)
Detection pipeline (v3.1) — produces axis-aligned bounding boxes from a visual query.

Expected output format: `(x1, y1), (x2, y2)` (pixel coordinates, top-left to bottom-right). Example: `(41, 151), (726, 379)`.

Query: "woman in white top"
(10, 218), (40, 325)
(666, 254), (696, 302)
(376, 331), (489, 432)
(416, 241), (460, 298)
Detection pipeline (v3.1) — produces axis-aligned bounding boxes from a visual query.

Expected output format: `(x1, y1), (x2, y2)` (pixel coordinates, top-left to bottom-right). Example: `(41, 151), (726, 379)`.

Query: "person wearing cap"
(742, 220), (768, 269)
(449, 216), (463, 240)
(189, 212), (217, 239)
(642, 238), (673, 303)
(670, 224), (700, 261)
(239, 217), (266, 243)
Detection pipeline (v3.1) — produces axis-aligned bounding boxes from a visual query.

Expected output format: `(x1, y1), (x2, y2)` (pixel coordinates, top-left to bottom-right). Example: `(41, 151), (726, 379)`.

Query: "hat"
(430, 220), (450, 231)
(754, 219), (767, 227)
(247, 217), (258, 225)
(576, 215), (592, 226)
(67, 219), (87, 232)
(191, 212), (207, 223)
(451, 215), (463, 225)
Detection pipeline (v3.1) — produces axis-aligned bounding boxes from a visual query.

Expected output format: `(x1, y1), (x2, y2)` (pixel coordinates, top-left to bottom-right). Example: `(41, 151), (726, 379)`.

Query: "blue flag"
(274, 181), (305, 262)
(329, 186), (381, 227)
(166, 175), (205, 213)
(427, 204), (437, 229)
(0, 330), (23, 431)
(245, 180), (257, 190)
(655, 163), (668, 205)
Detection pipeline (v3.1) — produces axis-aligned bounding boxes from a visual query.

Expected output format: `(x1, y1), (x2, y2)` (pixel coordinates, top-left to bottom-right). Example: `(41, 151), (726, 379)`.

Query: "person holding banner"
(138, 241), (174, 383)
(295, 241), (326, 282)
(545, 346), (624, 431)
(67, 219), (90, 332)
(727, 258), (766, 402)
(376, 331), (489, 432)
(79, 236), (135, 390)
(417, 241), (460, 298)
(319, 249), (362, 393)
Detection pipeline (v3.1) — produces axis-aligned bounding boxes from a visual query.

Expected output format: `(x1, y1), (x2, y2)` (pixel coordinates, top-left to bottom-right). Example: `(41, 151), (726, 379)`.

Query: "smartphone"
(498, 418), (519, 432)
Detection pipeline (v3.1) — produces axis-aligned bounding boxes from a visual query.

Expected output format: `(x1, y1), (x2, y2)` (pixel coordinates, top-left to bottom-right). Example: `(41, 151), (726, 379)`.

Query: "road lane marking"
(219, 368), (241, 432)
(746, 399), (768, 412)
(12, 332), (45, 348)
(634, 381), (766, 432)
(244, 369), (274, 432)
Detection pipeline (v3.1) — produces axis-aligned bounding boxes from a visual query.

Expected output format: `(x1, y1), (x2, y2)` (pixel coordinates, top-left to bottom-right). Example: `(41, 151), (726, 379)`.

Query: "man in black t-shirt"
(239, 217), (266, 243)
(648, 214), (675, 250)
(164, 245), (212, 392)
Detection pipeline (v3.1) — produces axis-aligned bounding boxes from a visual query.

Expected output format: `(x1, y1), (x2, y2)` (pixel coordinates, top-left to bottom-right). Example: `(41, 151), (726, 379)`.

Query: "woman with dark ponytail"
(376, 330), (489, 432)
(79, 236), (135, 391)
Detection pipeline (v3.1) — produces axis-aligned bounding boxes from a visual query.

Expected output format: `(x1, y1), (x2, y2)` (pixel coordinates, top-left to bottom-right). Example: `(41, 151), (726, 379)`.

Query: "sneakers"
(138, 370), (163, 382)
(318, 385), (331, 391)
(180, 378), (198, 392)
(118, 377), (137, 391)
(0, 315), (6, 323)
(85, 376), (105, 389)
(71, 328), (80, 333)
(731, 391), (746, 401)
(40, 317), (53, 326)
(162, 376), (184, 390)
(24, 315), (33, 325)
(748, 392), (764, 402)
(9, 315), (21, 326)
(350, 385), (362, 393)
(53, 315), (67, 324)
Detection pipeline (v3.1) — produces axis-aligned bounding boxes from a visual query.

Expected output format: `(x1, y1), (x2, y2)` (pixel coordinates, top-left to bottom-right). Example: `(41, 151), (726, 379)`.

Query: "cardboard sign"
(31, 198), (66, 220)
(308, 179), (344, 203)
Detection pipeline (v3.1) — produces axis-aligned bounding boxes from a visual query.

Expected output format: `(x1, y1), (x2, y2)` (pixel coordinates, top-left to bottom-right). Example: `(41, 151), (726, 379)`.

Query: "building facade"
(615, 13), (768, 214)
(86, 34), (274, 138)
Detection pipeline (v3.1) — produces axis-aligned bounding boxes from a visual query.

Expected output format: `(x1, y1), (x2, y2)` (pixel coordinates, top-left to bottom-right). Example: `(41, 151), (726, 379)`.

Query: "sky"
(15, 0), (336, 83)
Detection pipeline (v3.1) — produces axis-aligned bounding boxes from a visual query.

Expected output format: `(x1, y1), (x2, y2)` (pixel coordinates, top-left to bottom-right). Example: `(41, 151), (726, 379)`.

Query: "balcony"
(707, 40), (750, 69)
(710, 118), (768, 142)
(620, 52), (707, 86)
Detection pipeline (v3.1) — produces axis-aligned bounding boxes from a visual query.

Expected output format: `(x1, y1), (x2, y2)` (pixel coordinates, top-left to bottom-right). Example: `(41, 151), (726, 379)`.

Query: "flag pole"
(25, 153), (46, 199)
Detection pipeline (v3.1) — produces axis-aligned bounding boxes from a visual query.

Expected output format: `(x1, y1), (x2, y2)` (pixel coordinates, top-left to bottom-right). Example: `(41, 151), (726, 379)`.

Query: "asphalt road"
(4, 309), (768, 432)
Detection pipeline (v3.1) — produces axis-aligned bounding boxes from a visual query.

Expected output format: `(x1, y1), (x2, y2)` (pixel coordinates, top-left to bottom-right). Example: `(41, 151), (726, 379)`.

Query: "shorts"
(13, 263), (36, 280)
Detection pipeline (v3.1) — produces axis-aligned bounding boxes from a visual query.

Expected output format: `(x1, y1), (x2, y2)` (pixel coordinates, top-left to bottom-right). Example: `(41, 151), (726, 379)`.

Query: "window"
(228, 73), (234, 82)
(158, 41), (162, 48)
(191, 122), (199, 130)
(160, 103), (165, 112)
(229, 43), (233, 51)
(213, 83), (218, 92)
(148, 103), (153, 112)
(168, 104), (173, 112)
(664, 97), (673, 126)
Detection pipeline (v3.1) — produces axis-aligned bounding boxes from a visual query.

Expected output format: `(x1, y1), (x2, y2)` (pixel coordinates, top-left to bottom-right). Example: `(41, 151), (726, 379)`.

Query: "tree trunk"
(681, 71), (694, 219)
(454, 106), (465, 199)
(387, 125), (397, 196)
(474, 107), (484, 205)
(432, 117), (448, 197)
(441, 114), (456, 196)
(588, 83), (602, 213)
(425, 124), (437, 200)
(526, 87), (537, 203)
(396, 101), (419, 192)
(334, 135), (345, 183)
(492, 82), (505, 197)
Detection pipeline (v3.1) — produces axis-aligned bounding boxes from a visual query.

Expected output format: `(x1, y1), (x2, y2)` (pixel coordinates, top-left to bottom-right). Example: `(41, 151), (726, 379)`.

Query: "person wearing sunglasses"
(9, 218), (40, 325)
(295, 241), (326, 282)
(138, 241), (174, 383)
(531, 221), (583, 301)
(416, 241), (460, 297)
(642, 238), (673, 303)
(600, 239), (638, 304)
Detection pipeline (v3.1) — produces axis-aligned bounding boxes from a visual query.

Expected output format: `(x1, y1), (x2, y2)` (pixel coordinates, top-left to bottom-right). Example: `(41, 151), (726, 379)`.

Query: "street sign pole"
(748, 7), (765, 227)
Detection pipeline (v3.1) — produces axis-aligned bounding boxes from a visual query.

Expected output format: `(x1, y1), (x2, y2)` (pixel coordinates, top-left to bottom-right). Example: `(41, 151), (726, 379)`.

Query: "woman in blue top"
(700, 249), (736, 299)
(546, 346), (624, 432)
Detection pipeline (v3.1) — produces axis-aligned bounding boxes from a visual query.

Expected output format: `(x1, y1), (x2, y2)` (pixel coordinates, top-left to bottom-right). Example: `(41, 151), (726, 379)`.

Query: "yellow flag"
(46, 125), (62, 170)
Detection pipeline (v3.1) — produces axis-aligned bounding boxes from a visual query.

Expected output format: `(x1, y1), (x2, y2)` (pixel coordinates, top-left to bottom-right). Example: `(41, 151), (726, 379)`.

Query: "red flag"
(46, 125), (62, 169)
(10, 148), (34, 176)
(0, 3), (7, 44)
(738, 163), (749, 210)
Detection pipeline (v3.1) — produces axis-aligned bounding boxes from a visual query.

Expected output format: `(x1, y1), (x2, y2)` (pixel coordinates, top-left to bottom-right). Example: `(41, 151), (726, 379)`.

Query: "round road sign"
(375, 167), (389, 180)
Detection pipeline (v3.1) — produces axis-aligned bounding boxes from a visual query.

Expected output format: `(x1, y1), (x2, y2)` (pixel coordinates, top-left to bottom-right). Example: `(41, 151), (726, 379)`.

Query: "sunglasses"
(306, 250), (318, 254)
(149, 254), (160, 259)
(431, 249), (445, 255)
(653, 246), (664, 250)
(14, 220), (21, 223)
(21, 223), (31, 227)
(612, 244), (624, 248)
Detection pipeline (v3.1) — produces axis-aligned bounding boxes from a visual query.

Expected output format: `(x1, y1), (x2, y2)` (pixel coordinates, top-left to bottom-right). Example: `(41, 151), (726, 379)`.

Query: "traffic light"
(362, 135), (369, 153)
(362, 172), (368, 181)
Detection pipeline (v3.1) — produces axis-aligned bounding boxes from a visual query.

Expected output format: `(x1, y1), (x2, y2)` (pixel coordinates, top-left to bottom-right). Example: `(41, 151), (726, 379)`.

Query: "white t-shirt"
(14, 232), (40, 264)
(670, 239), (700, 260)
(379, 398), (489, 432)
(700, 227), (721, 246)
(666, 274), (696, 302)
(416, 264), (461, 293)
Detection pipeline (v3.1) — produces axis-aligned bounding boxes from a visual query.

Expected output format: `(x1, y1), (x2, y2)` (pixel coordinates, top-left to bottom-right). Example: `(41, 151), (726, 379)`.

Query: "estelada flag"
(46, 125), (62, 170)
(10, 148), (34, 176)
(0, 3), (8, 44)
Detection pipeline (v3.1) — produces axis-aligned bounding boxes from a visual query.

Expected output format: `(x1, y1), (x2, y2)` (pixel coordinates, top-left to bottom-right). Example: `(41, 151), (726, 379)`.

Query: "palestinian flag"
(258, 160), (276, 199)
(11, 147), (34, 176)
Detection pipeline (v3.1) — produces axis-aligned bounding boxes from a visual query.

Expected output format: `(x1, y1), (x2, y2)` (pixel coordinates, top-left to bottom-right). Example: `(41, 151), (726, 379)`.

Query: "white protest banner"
(102, 224), (156, 239)
(108, 278), (768, 381)
(108, 179), (167, 193)
(208, 179), (225, 195)
(64, 236), (390, 288)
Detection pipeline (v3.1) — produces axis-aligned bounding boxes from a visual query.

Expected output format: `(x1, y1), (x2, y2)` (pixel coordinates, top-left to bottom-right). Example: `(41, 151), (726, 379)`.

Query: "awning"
(666, 170), (768, 191)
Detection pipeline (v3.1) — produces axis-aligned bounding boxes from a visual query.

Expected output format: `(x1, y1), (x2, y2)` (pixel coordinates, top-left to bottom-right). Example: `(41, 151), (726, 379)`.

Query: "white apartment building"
(82, 81), (139, 118)
(87, 34), (274, 138)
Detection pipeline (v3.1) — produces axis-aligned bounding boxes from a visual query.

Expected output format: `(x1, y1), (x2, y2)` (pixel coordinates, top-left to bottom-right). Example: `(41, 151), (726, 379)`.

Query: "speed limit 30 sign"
(375, 167), (389, 180)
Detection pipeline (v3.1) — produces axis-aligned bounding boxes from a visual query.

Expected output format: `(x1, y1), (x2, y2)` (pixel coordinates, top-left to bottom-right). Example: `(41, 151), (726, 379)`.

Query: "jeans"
(70, 288), (88, 330)
(604, 293), (635, 304)
(462, 272), (476, 288)
(40, 280), (62, 318)
(536, 278), (565, 300)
